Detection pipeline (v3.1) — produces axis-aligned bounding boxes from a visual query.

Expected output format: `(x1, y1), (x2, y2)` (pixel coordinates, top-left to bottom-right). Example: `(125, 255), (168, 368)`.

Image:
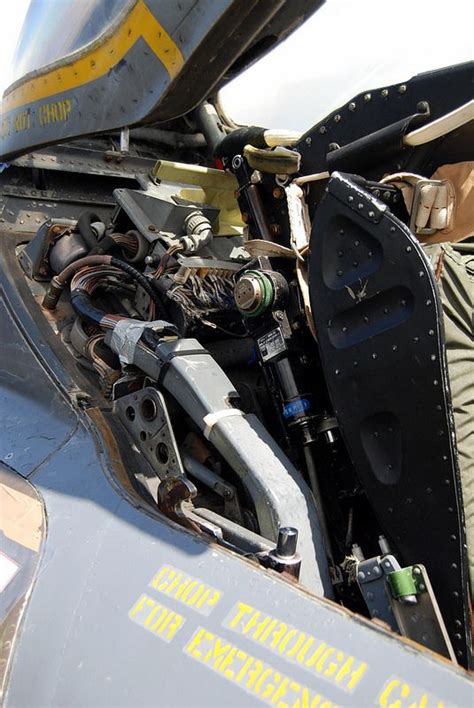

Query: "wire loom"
(167, 272), (236, 320)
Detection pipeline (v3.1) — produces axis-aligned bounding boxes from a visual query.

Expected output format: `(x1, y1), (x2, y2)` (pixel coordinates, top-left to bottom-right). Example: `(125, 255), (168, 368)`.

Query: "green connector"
(387, 566), (418, 598)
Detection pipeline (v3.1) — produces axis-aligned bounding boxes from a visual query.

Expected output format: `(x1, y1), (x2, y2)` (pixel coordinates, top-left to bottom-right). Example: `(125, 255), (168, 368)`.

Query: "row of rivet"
(308, 84), (408, 140)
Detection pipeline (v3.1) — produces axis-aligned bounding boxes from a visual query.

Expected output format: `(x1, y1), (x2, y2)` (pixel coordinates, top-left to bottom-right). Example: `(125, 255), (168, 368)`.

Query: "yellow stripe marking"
(2, 0), (184, 112)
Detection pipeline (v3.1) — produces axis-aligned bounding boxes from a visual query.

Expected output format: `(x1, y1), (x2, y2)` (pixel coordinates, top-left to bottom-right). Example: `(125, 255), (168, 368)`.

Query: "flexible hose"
(56, 255), (113, 285)
(77, 211), (102, 250)
(110, 257), (168, 320)
(43, 254), (168, 319)
(70, 291), (109, 327)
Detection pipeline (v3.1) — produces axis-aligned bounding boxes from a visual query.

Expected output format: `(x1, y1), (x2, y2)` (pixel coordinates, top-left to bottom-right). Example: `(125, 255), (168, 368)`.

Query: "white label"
(257, 328), (286, 362)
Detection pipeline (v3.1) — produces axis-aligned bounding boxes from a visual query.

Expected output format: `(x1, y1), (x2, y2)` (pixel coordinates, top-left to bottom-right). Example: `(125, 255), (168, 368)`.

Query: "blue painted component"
(283, 397), (311, 419)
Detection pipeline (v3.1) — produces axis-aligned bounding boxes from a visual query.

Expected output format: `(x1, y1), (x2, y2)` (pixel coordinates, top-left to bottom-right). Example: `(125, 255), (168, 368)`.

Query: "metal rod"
(303, 445), (334, 566)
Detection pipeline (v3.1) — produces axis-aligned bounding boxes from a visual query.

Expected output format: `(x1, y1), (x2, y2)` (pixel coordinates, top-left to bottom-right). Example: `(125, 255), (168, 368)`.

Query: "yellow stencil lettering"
(260, 618), (279, 643)
(304, 642), (326, 669)
(150, 566), (173, 590)
(271, 675), (290, 705)
(296, 637), (314, 663)
(235, 654), (254, 683)
(182, 581), (201, 604)
(185, 628), (210, 659)
(211, 638), (232, 670)
(219, 646), (238, 678)
(379, 678), (408, 707)
(229, 602), (254, 629)
(129, 593), (154, 618)
(246, 659), (264, 689)
(315, 648), (335, 673)
(335, 655), (368, 691)
(323, 650), (346, 679)
(203, 589), (221, 610)
(270, 622), (288, 649)
(162, 611), (183, 641)
(145, 604), (166, 628)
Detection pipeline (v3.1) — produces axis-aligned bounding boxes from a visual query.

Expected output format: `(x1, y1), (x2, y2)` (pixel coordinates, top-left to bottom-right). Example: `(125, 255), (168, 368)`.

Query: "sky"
(0, 1), (30, 94)
(0, 0), (472, 133)
(221, 0), (473, 130)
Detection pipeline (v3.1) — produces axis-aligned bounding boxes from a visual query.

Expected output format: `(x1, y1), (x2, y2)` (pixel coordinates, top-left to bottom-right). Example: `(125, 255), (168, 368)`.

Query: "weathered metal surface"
(0, 0), (322, 160)
(0, 230), (473, 706)
(12, 145), (156, 178)
(0, 298), (77, 475)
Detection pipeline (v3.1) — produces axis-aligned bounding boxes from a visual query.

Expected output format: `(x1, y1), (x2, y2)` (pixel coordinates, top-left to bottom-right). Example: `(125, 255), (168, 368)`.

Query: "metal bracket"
(387, 564), (457, 662)
(114, 386), (185, 480)
(357, 554), (399, 630)
(357, 556), (456, 661)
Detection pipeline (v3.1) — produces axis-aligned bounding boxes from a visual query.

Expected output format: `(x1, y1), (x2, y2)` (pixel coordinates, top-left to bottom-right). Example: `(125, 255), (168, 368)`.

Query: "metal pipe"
(194, 507), (273, 554)
(194, 102), (227, 153)
(303, 446), (334, 567)
(182, 454), (230, 497)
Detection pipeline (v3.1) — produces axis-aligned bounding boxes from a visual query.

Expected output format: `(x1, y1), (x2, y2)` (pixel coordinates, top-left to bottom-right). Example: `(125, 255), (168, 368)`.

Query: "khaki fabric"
(425, 162), (474, 244)
(424, 242), (474, 599)
(383, 161), (473, 243)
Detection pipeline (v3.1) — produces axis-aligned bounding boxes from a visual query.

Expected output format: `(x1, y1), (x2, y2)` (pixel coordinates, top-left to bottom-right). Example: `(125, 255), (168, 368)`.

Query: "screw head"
(364, 93), (371, 102)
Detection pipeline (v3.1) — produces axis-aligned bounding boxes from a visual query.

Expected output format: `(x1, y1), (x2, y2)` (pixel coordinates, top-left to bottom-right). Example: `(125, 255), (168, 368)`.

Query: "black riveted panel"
(297, 61), (473, 185)
(309, 172), (472, 668)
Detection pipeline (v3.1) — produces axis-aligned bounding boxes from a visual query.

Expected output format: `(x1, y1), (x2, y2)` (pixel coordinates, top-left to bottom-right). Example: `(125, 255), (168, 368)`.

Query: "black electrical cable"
(64, 256), (169, 325)
(70, 290), (107, 326)
(140, 325), (178, 351)
(77, 211), (102, 250)
(110, 257), (169, 320)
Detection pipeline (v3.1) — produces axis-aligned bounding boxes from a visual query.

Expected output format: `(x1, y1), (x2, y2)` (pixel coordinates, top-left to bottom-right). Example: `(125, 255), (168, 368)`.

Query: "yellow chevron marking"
(2, 0), (184, 112)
